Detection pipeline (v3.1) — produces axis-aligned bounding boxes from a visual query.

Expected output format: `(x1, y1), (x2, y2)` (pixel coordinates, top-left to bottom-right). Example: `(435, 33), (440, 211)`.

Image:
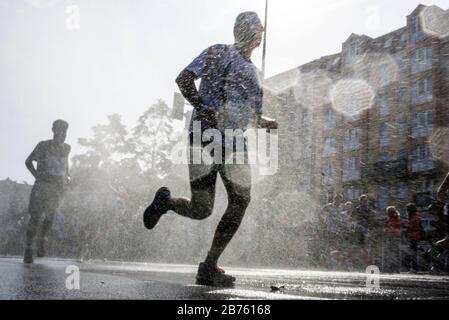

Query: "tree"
(72, 114), (135, 170)
(132, 100), (175, 178)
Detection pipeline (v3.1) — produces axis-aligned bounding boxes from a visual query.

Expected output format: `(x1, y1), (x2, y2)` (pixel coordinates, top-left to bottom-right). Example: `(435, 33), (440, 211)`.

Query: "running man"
(143, 12), (277, 287)
(24, 120), (71, 263)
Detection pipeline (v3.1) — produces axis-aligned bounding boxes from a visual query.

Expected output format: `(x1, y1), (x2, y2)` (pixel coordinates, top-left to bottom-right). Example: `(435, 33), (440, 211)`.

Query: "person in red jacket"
(384, 207), (402, 273)
(407, 203), (422, 272)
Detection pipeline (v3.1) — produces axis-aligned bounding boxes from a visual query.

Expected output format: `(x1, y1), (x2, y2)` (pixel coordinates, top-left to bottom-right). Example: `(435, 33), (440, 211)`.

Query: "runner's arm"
(25, 143), (40, 179)
(176, 69), (203, 110)
(176, 69), (217, 123)
(65, 145), (71, 184)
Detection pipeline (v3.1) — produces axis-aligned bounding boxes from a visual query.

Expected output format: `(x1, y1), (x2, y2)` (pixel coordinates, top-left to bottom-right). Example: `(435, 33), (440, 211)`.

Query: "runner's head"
(359, 194), (369, 207)
(333, 194), (343, 206)
(52, 119), (68, 144)
(386, 206), (399, 218)
(406, 203), (418, 215)
(344, 201), (354, 213)
(234, 12), (264, 51)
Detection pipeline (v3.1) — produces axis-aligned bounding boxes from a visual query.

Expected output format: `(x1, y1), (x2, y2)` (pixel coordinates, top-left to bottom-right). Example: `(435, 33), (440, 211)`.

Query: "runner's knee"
(26, 214), (41, 240)
(229, 190), (251, 210)
(190, 189), (215, 220)
(193, 203), (214, 220)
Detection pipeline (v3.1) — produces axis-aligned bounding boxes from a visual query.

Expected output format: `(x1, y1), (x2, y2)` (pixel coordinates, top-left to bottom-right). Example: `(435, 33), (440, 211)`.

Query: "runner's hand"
(258, 116), (278, 131)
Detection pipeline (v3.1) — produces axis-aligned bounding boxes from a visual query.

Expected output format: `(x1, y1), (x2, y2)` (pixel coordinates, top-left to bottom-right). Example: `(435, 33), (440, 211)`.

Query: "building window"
(344, 127), (361, 151)
(398, 119), (408, 135)
(379, 96), (390, 117)
(378, 186), (390, 210)
(400, 33), (408, 44)
(345, 41), (361, 64)
(344, 187), (362, 201)
(397, 53), (408, 73)
(412, 47), (432, 74)
(321, 190), (335, 206)
(399, 88), (409, 104)
(411, 110), (433, 138)
(416, 179), (439, 196)
(379, 123), (390, 148)
(398, 149), (408, 160)
(410, 16), (424, 44)
(323, 137), (337, 157)
(411, 144), (435, 172)
(321, 161), (335, 186)
(379, 64), (390, 87)
(384, 37), (393, 48)
(397, 182), (409, 200)
(324, 108), (336, 130)
(343, 157), (360, 182)
(411, 77), (433, 106)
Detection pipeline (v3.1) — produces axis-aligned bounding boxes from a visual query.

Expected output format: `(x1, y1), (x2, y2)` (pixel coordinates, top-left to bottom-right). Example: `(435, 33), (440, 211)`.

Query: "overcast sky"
(1, 0), (449, 183)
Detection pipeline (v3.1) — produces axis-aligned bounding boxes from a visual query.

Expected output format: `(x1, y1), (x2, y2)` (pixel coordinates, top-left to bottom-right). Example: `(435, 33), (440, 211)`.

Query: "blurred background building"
(265, 4), (449, 216)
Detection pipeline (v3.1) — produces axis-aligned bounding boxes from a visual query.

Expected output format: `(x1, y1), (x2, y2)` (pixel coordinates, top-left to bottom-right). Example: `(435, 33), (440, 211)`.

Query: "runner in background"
(23, 120), (71, 264)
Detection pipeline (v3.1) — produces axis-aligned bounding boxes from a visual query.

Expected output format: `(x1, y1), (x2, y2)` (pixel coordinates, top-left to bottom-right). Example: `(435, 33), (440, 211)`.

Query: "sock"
(205, 252), (218, 267)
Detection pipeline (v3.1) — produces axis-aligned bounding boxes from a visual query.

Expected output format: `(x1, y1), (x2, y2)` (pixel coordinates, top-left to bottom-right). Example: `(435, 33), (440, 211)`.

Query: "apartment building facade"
(265, 4), (449, 214)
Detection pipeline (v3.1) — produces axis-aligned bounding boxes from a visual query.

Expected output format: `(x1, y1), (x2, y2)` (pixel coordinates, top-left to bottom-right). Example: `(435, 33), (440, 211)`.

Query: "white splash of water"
(420, 5), (449, 39)
(331, 79), (375, 117)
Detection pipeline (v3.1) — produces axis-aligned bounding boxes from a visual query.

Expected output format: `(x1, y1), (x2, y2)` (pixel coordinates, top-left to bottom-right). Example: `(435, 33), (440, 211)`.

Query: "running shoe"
(37, 237), (48, 258)
(143, 187), (171, 230)
(196, 262), (236, 287)
(23, 247), (34, 264)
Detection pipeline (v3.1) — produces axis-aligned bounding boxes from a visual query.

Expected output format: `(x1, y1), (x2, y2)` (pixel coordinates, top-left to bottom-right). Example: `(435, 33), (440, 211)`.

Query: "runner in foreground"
(143, 11), (277, 287)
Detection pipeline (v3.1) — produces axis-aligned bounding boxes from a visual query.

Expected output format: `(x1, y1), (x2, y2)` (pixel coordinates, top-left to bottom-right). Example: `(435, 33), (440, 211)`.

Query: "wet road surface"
(1, 256), (448, 300)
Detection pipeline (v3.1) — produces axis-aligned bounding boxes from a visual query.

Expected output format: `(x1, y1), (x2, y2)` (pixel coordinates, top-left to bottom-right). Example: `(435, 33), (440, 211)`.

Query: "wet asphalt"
(1, 256), (448, 300)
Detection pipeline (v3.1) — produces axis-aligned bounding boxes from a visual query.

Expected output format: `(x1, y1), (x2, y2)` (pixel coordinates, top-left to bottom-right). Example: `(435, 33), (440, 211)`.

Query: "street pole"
(262, 0), (268, 80)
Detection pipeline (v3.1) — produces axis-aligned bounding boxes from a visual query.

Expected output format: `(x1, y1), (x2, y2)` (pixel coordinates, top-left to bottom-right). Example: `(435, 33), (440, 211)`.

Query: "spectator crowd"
(314, 193), (449, 274)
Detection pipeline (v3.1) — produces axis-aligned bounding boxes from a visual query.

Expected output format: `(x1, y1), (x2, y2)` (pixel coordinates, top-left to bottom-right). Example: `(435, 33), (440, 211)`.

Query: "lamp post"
(262, 0), (268, 80)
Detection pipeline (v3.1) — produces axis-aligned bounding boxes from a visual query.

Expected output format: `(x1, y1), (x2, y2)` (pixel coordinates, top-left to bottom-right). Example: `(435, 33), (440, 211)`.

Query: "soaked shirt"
(28, 140), (71, 185)
(185, 44), (263, 133)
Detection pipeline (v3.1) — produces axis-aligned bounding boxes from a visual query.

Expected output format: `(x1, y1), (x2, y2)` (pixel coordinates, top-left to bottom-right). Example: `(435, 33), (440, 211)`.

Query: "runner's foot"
(196, 262), (236, 287)
(23, 247), (34, 264)
(143, 187), (171, 230)
(37, 238), (47, 258)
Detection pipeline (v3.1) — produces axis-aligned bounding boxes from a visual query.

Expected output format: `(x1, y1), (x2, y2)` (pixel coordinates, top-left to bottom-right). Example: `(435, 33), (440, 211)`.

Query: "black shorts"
(188, 132), (251, 190)
(28, 181), (63, 216)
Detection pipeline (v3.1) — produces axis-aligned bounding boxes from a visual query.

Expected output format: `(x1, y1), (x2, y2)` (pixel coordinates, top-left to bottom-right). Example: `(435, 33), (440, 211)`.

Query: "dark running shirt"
(28, 140), (71, 185)
(185, 44), (263, 133)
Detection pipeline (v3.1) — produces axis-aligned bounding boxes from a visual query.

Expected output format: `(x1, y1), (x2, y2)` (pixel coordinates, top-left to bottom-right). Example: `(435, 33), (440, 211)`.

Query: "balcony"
(366, 159), (408, 180)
